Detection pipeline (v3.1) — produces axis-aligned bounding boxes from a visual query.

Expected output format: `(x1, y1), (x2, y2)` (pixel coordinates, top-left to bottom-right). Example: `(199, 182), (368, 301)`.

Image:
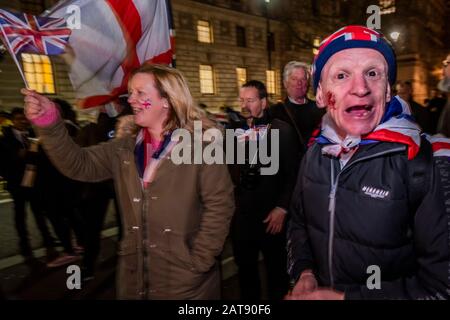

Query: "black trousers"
(231, 212), (289, 300)
(9, 187), (54, 256)
(44, 189), (85, 255)
(77, 183), (118, 274)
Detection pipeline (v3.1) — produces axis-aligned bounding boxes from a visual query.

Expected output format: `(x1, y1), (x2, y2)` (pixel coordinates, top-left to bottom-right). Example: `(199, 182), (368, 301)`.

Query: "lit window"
(199, 65), (215, 94)
(266, 70), (276, 95)
(313, 37), (321, 55)
(379, 0), (396, 15)
(21, 53), (55, 94)
(236, 67), (247, 89)
(197, 20), (213, 43)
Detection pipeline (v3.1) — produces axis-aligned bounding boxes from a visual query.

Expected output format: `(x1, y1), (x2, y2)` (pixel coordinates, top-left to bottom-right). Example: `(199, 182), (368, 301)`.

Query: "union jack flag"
(0, 8), (71, 56)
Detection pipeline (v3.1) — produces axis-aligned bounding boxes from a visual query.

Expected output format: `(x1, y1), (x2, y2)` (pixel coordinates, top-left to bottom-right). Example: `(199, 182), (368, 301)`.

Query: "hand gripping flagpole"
(0, 23), (29, 89)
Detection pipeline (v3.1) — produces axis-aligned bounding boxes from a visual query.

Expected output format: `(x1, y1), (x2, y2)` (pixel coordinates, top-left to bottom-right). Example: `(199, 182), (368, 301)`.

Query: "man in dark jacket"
(286, 25), (450, 300)
(229, 80), (301, 300)
(269, 61), (324, 147)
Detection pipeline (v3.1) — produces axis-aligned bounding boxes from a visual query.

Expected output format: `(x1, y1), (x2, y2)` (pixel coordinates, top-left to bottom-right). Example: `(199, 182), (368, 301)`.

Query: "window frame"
(197, 20), (214, 43)
(236, 67), (247, 90)
(21, 53), (56, 95)
(199, 64), (215, 95)
(266, 70), (277, 95)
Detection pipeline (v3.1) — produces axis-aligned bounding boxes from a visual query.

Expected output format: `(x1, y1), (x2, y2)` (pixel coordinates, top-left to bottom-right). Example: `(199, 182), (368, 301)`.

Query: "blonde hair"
(130, 64), (216, 133)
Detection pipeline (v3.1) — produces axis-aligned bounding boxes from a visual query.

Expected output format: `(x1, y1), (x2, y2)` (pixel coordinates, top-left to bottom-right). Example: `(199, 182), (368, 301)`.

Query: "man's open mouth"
(345, 105), (374, 118)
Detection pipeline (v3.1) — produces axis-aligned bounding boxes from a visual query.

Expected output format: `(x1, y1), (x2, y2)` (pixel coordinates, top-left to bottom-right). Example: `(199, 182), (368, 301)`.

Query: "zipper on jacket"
(326, 146), (406, 288)
(328, 160), (337, 287)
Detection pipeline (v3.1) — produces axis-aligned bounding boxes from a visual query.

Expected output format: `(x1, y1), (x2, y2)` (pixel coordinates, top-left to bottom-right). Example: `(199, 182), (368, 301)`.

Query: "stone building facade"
(0, 0), (448, 113)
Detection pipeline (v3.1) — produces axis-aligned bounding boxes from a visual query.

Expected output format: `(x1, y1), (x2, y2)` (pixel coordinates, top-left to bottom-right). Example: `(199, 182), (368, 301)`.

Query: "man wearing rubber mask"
(286, 25), (450, 300)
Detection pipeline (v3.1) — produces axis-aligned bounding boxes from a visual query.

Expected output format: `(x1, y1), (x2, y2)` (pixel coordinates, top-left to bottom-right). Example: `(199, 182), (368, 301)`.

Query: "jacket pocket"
(165, 229), (196, 271)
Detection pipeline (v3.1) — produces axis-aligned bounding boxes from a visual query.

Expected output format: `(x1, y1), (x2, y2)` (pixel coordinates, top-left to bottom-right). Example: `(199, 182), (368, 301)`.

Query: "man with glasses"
(228, 80), (301, 299)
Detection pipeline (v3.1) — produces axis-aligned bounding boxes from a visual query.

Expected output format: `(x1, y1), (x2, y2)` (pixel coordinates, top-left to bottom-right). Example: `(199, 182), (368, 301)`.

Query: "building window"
(230, 0), (242, 10)
(312, 37), (321, 55)
(266, 70), (276, 95)
(236, 26), (246, 47)
(199, 65), (215, 94)
(197, 20), (213, 43)
(236, 67), (247, 89)
(21, 53), (56, 94)
(379, 0), (396, 15)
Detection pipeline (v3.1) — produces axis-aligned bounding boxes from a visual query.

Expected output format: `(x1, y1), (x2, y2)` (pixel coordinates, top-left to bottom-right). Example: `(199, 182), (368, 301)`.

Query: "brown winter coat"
(36, 120), (235, 299)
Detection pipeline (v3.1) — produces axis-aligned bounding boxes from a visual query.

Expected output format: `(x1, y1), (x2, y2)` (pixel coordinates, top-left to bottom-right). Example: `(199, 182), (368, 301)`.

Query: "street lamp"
(390, 31), (400, 42)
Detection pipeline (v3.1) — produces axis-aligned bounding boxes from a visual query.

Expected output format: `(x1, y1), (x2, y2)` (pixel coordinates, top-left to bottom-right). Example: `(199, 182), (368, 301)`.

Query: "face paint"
(327, 91), (336, 109)
(142, 99), (152, 110)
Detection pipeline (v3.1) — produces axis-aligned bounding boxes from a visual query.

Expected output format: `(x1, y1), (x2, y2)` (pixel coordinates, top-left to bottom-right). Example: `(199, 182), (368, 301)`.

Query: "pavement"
(0, 233), (242, 300)
(0, 186), (244, 300)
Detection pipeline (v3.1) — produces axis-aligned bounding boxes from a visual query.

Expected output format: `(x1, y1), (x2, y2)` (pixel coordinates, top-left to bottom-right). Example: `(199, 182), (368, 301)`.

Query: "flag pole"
(0, 25), (29, 89)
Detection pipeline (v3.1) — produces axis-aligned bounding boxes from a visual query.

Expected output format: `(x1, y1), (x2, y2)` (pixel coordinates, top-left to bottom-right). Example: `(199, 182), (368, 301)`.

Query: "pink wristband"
(31, 103), (60, 127)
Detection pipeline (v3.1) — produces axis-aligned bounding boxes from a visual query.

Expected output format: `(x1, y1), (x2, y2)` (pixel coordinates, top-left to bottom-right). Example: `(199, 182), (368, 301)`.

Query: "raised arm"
(22, 89), (116, 182)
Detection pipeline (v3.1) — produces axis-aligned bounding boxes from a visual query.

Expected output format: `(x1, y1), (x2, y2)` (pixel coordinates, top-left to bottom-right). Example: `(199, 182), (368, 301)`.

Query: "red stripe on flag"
(80, 0), (142, 108)
(431, 142), (450, 153)
(26, 14), (45, 53)
(151, 48), (173, 65)
(364, 129), (420, 160)
(107, 0), (142, 90)
(79, 95), (114, 109)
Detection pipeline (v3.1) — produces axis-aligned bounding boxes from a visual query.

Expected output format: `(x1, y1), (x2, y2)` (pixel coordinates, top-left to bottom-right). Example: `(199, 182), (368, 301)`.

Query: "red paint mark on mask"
(327, 92), (336, 109)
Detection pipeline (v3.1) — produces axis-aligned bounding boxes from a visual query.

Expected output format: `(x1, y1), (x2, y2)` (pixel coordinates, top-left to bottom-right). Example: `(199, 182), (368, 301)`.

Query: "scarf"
(315, 96), (422, 160)
(134, 129), (176, 187)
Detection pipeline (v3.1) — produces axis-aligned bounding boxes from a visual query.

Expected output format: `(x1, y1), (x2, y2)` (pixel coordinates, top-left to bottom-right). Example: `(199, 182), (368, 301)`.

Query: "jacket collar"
(316, 96), (422, 160)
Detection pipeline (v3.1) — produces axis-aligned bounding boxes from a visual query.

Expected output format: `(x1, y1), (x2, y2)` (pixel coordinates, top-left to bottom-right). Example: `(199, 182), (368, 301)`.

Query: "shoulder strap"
(407, 136), (432, 213)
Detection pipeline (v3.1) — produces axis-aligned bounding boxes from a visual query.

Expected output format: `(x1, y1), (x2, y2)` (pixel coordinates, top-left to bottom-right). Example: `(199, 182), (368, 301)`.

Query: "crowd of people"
(0, 25), (449, 300)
